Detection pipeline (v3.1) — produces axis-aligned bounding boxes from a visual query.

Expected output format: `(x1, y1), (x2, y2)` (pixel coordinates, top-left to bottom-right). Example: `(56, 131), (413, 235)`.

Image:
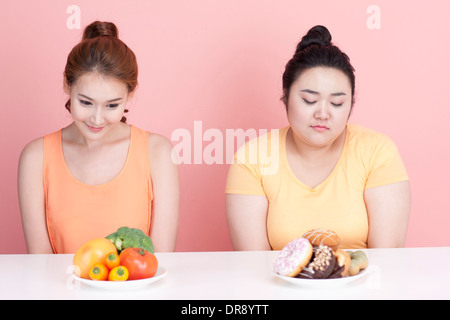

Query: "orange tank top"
(43, 125), (153, 254)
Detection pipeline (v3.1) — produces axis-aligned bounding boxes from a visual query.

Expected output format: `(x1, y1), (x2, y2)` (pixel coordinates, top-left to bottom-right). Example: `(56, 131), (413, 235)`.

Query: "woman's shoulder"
(233, 127), (287, 175)
(147, 132), (173, 151)
(346, 123), (400, 161)
(145, 132), (178, 181)
(129, 125), (172, 151)
(347, 123), (382, 135)
(128, 125), (173, 159)
(347, 123), (395, 145)
(20, 127), (64, 160)
(18, 136), (45, 174)
(238, 126), (289, 151)
(20, 136), (44, 158)
(144, 131), (176, 168)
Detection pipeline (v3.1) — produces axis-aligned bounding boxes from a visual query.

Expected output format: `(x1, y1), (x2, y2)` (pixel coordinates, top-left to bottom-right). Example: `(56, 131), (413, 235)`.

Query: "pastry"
(297, 245), (337, 279)
(302, 229), (341, 251)
(347, 250), (368, 276)
(334, 249), (351, 276)
(273, 238), (313, 277)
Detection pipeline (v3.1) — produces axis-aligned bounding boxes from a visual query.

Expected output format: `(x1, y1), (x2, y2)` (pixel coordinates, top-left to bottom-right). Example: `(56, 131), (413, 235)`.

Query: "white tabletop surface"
(1, 247), (449, 300)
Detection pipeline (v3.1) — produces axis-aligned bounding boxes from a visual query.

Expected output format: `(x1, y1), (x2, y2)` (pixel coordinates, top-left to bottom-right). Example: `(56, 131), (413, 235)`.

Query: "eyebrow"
(301, 89), (347, 96)
(78, 94), (123, 102)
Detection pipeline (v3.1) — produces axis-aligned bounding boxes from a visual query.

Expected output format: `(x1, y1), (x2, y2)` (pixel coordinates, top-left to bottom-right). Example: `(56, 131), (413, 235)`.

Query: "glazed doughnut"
(302, 229), (341, 251)
(273, 238), (313, 277)
(347, 250), (368, 276)
(334, 249), (351, 277)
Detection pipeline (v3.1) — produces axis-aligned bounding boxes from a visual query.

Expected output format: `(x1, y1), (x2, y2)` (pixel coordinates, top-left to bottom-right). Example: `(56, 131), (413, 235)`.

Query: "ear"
(126, 90), (135, 103)
(282, 89), (289, 108)
(63, 77), (71, 95)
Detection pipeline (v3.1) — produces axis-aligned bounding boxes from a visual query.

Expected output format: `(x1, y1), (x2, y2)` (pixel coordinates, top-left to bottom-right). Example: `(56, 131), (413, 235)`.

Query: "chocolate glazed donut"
(297, 245), (343, 279)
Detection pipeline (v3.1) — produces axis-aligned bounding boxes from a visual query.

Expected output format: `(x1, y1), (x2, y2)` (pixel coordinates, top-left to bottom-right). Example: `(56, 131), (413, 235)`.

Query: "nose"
(90, 105), (104, 125)
(314, 102), (330, 120)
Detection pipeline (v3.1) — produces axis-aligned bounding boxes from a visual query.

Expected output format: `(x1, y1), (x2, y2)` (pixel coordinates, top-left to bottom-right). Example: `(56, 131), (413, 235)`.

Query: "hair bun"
(82, 21), (118, 40)
(296, 25), (332, 52)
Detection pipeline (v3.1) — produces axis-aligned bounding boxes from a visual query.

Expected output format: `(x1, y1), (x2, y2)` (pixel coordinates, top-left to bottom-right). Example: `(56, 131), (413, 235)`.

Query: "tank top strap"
(43, 129), (65, 196)
(129, 125), (151, 183)
(43, 129), (63, 165)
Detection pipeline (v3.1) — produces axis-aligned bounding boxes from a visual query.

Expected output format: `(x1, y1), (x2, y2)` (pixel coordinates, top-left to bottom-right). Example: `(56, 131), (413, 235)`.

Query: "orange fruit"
(73, 238), (117, 279)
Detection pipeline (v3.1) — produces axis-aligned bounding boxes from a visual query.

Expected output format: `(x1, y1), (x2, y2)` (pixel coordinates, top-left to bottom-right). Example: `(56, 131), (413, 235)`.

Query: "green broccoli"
(106, 227), (154, 254)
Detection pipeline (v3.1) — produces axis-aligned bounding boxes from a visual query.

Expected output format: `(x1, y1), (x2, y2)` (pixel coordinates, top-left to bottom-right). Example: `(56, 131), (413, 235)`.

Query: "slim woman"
(18, 21), (179, 253)
(226, 25), (410, 250)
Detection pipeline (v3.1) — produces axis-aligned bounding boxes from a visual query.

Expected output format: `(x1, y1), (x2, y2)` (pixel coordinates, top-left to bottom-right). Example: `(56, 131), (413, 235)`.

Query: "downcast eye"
(303, 99), (316, 105)
(79, 100), (92, 106)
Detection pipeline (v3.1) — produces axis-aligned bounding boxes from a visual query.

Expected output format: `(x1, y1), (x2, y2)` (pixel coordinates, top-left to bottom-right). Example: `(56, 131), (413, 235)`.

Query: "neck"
(287, 127), (347, 167)
(64, 122), (128, 151)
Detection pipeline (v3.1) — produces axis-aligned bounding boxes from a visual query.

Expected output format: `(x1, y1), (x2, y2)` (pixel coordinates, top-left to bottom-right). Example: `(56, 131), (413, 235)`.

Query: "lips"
(311, 125), (329, 132)
(86, 124), (104, 133)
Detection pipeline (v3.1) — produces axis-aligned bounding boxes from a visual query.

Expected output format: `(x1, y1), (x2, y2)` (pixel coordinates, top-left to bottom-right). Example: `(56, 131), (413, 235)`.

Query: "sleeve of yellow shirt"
(364, 133), (409, 190)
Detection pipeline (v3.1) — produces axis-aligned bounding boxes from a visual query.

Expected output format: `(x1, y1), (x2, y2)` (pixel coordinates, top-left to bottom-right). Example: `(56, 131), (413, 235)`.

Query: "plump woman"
(226, 25), (410, 250)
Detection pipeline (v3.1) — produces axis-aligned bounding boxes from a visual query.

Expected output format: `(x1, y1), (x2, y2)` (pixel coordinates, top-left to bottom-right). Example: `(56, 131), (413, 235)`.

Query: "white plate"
(275, 267), (369, 289)
(73, 266), (167, 290)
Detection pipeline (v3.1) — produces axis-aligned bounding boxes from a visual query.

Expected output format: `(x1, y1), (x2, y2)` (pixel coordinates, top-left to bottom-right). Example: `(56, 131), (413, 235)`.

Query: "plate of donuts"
(273, 230), (370, 288)
(274, 268), (369, 289)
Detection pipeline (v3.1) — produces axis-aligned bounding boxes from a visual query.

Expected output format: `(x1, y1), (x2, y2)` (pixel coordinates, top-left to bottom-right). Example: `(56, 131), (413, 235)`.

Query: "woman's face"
(66, 72), (130, 141)
(286, 66), (352, 148)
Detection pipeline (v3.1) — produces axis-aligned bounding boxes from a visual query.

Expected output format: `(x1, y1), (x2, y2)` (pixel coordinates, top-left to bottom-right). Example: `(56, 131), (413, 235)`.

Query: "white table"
(1, 247), (449, 300)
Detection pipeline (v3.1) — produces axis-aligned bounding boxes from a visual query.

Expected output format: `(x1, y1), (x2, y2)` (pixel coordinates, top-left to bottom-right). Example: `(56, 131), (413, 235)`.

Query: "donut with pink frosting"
(273, 238), (313, 277)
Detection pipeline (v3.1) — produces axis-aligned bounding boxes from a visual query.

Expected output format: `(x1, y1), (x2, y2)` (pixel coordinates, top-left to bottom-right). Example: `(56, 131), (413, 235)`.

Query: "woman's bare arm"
(226, 194), (271, 250)
(365, 180), (411, 248)
(148, 133), (180, 252)
(18, 138), (53, 253)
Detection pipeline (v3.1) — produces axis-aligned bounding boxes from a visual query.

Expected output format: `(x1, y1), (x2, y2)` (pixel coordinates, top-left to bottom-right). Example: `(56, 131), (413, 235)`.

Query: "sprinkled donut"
(273, 238), (313, 277)
(297, 245), (338, 279)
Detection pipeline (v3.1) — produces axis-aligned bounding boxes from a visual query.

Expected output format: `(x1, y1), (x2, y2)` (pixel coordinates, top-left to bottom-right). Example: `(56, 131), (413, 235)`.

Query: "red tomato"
(119, 248), (158, 280)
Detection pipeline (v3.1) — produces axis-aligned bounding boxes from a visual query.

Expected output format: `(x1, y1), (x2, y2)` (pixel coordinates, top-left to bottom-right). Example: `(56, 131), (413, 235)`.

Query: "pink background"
(1, 0), (449, 253)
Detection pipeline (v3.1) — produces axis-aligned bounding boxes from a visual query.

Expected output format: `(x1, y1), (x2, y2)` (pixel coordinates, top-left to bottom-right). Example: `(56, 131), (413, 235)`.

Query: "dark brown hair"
(282, 25), (355, 110)
(64, 21), (138, 123)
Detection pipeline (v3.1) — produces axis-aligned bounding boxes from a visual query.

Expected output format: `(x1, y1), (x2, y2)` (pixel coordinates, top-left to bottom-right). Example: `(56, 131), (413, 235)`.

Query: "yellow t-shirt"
(225, 124), (409, 249)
